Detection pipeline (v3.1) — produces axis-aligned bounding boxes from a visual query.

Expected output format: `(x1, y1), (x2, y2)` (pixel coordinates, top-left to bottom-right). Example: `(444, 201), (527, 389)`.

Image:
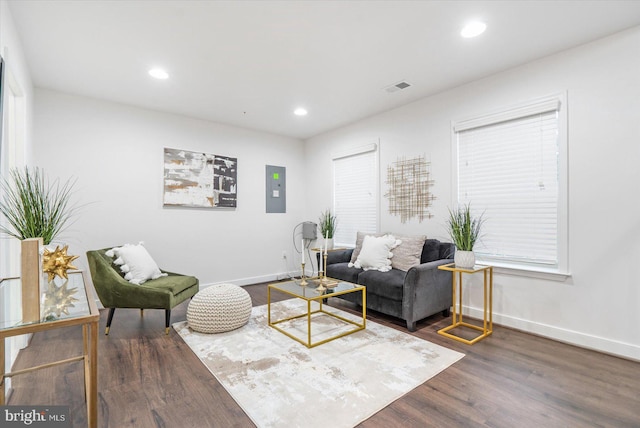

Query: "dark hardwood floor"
(7, 283), (640, 427)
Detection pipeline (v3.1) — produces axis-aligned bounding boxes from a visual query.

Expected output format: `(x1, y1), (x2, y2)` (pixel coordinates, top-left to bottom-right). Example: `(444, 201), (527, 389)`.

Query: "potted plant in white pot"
(0, 166), (78, 245)
(446, 203), (484, 268)
(0, 166), (80, 321)
(318, 209), (337, 250)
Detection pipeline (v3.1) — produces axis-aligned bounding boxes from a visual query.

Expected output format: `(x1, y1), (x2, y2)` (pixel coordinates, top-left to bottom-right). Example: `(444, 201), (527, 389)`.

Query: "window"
(332, 143), (379, 247)
(0, 60), (29, 395)
(452, 94), (568, 276)
(0, 62), (26, 279)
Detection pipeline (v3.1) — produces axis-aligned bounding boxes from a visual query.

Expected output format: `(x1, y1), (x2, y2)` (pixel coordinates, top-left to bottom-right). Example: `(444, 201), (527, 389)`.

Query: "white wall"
(33, 89), (306, 289)
(0, 1), (32, 279)
(305, 26), (640, 360)
(0, 0), (33, 165)
(0, 0), (35, 396)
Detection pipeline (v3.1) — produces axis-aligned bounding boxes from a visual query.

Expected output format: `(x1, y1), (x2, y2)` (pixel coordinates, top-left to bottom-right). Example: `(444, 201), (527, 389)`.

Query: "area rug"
(173, 299), (464, 428)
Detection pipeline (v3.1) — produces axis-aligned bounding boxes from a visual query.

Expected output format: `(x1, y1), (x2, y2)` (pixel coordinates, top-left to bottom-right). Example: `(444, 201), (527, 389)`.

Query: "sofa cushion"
(392, 234), (427, 271)
(357, 269), (406, 301)
(326, 262), (362, 284)
(140, 273), (198, 296)
(420, 239), (442, 264)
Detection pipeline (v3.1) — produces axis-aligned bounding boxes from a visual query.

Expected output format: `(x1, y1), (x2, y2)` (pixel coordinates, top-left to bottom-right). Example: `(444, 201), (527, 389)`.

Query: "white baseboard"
(465, 305), (640, 362)
(199, 271), (296, 289)
(92, 272), (298, 308)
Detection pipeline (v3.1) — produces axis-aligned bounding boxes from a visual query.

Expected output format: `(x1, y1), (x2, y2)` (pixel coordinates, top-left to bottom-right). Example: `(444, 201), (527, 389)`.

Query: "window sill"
(478, 260), (571, 282)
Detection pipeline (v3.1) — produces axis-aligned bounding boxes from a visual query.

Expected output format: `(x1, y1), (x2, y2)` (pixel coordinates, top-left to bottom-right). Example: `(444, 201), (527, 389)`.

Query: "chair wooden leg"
(105, 308), (116, 335)
(140, 309), (144, 317)
(165, 309), (171, 335)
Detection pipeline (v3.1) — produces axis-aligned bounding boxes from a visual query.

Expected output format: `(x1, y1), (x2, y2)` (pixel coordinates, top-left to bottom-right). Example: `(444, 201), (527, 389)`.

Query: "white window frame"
(332, 142), (379, 248)
(0, 60), (29, 396)
(0, 64), (26, 278)
(451, 93), (569, 280)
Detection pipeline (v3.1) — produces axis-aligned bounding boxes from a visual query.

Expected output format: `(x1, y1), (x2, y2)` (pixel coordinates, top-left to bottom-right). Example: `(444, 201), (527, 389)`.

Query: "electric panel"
(266, 165), (286, 213)
(302, 222), (317, 240)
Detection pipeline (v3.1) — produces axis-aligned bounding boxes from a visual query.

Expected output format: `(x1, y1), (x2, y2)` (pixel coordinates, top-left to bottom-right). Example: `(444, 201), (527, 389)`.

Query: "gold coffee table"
(268, 278), (366, 348)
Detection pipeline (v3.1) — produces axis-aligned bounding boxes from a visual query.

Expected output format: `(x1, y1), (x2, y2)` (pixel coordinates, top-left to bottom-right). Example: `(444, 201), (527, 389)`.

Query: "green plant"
(318, 209), (338, 239)
(0, 166), (79, 245)
(446, 203), (484, 251)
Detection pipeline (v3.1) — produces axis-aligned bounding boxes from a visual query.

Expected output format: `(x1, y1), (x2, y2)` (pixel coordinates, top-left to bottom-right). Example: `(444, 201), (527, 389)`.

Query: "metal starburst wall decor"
(384, 155), (435, 223)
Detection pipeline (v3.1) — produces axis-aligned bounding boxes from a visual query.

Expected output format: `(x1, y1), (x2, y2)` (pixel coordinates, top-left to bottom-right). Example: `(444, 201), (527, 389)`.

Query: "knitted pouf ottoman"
(186, 283), (252, 333)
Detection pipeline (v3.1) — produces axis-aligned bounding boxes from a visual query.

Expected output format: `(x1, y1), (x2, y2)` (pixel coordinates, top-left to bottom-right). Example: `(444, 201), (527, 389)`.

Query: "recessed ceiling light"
(294, 108), (308, 116)
(461, 21), (487, 38)
(148, 68), (169, 79)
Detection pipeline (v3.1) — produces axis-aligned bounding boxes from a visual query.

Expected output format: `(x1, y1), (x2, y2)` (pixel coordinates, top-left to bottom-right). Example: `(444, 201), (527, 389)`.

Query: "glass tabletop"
(0, 271), (91, 331)
(438, 263), (492, 273)
(269, 277), (363, 300)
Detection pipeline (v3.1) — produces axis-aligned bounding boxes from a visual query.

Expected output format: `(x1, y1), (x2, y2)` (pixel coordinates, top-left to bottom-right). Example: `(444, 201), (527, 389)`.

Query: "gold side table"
(437, 263), (493, 345)
(0, 271), (99, 428)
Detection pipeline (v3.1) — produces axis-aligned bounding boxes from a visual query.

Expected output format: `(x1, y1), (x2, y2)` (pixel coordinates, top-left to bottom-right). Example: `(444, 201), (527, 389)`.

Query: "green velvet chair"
(86, 247), (199, 335)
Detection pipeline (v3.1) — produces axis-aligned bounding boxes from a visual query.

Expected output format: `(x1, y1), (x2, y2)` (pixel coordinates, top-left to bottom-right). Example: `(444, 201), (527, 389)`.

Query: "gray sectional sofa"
(325, 238), (455, 331)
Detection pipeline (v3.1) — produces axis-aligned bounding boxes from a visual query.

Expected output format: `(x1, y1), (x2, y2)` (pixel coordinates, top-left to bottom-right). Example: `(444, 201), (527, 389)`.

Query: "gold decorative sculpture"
(41, 279), (79, 320)
(42, 245), (79, 281)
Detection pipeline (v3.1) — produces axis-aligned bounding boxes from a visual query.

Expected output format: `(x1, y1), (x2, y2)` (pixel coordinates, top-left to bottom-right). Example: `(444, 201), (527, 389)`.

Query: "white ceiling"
(7, 0), (640, 140)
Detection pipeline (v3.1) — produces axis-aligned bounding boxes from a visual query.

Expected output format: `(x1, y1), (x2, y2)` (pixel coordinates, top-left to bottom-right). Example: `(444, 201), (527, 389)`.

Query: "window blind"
(456, 107), (560, 266)
(333, 147), (378, 247)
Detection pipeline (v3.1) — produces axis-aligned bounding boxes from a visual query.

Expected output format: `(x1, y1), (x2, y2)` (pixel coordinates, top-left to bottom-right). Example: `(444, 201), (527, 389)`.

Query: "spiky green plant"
(319, 209), (338, 239)
(0, 167), (78, 245)
(447, 203), (484, 251)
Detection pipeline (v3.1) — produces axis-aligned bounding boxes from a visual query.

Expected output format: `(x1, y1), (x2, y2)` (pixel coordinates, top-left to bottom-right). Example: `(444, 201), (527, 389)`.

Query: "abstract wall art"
(163, 148), (237, 208)
(384, 155), (435, 223)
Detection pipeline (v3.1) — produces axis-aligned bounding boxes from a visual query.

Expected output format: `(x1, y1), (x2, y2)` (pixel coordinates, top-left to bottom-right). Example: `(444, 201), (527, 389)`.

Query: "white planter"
(323, 238), (334, 251)
(454, 250), (475, 268)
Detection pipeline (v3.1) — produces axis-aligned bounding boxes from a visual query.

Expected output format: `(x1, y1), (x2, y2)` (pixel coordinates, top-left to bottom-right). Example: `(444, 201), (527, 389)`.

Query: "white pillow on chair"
(350, 234), (401, 272)
(107, 243), (167, 285)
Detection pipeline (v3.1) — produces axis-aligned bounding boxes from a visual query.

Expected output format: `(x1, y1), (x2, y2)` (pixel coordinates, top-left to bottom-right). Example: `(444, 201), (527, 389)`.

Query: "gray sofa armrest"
(402, 258), (454, 331)
(407, 258), (454, 274)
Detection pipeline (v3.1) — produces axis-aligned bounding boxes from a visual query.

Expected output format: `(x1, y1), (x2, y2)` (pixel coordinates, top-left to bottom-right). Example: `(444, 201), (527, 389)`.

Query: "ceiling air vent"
(385, 80), (411, 93)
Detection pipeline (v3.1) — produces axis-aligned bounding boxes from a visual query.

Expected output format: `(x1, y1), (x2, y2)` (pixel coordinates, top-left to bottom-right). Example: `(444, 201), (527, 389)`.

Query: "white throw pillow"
(108, 243), (167, 285)
(350, 234), (401, 272)
(349, 231), (387, 264)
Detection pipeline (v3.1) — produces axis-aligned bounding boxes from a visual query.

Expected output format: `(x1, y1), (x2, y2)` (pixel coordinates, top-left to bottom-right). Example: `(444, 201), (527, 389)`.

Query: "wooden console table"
(0, 271), (99, 428)
(437, 263), (493, 345)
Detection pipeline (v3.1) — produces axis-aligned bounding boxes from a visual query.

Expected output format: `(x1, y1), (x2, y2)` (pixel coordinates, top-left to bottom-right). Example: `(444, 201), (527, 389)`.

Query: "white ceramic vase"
(454, 250), (475, 268)
(324, 237), (334, 251)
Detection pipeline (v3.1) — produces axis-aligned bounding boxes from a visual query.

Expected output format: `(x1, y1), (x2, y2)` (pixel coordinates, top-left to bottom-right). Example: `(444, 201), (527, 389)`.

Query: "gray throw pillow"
(391, 235), (427, 271)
